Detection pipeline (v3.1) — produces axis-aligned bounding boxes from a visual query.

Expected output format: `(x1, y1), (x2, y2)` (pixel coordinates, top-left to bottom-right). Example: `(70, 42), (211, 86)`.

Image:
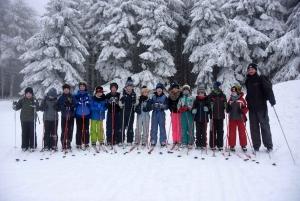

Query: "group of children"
(13, 77), (249, 153)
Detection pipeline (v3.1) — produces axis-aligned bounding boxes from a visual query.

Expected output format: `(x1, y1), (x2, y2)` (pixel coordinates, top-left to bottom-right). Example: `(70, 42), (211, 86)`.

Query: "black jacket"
(105, 92), (121, 113)
(245, 73), (275, 112)
(207, 90), (227, 119)
(192, 96), (210, 122)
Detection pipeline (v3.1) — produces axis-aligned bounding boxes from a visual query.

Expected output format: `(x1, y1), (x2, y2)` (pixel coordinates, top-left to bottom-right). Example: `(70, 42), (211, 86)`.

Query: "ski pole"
(211, 107), (216, 157)
(14, 109), (17, 149)
(273, 106), (296, 164)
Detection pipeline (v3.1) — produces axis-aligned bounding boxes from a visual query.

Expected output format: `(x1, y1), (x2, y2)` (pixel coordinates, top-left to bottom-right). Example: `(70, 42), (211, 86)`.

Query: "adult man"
(245, 63), (276, 152)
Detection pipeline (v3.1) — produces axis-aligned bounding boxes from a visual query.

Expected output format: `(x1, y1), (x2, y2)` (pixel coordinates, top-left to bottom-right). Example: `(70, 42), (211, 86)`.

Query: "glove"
(224, 102), (228, 109)
(159, 104), (166, 109)
(203, 106), (209, 112)
(178, 106), (189, 113)
(120, 96), (127, 103)
(97, 104), (103, 111)
(210, 102), (214, 110)
(237, 108), (243, 114)
(192, 109), (197, 114)
(64, 99), (72, 107)
(142, 107), (148, 112)
(226, 104), (232, 112)
(79, 96), (89, 104)
(153, 103), (159, 108)
(136, 108), (141, 115)
(30, 99), (38, 107)
(269, 100), (276, 106)
(12, 101), (17, 110)
(108, 97), (117, 104)
(132, 97), (136, 104)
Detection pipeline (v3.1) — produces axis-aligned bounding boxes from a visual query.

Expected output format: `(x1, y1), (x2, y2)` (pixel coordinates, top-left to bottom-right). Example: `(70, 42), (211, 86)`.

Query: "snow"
(0, 80), (300, 201)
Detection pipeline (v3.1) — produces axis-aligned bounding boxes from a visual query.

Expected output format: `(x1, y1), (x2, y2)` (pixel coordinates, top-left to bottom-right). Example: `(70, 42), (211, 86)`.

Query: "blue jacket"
(151, 92), (169, 113)
(90, 95), (107, 120)
(74, 90), (92, 117)
(58, 93), (76, 118)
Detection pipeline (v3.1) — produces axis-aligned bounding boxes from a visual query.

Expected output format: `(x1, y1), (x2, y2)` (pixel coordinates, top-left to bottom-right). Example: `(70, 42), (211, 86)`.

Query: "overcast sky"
(24, 0), (49, 16)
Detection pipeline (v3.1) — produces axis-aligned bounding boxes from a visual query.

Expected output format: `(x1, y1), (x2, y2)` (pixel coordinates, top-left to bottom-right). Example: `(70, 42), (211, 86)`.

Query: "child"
(134, 86), (152, 148)
(119, 77), (139, 147)
(12, 87), (40, 152)
(90, 86), (107, 147)
(207, 81), (227, 151)
(74, 81), (92, 150)
(105, 82), (121, 147)
(168, 83), (182, 146)
(177, 84), (194, 148)
(40, 87), (59, 151)
(58, 83), (76, 150)
(150, 83), (169, 147)
(191, 84), (209, 150)
(227, 85), (248, 152)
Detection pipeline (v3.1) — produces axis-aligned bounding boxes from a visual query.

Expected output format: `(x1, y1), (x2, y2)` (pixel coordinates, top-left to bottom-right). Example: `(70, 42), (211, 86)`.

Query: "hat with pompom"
(125, 77), (134, 87)
(197, 84), (206, 94)
(182, 84), (190, 91)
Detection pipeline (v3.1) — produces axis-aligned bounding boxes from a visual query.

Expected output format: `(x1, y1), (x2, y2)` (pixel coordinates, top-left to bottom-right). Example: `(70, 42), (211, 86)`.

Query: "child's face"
(79, 85), (85, 91)
(172, 88), (179, 93)
(198, 92), (205, 97)
(26, 93), (32, 99)
(142, 91), (148, 97)
(63, 88), (70, 94)
(111, 86), (117, 93)
(183, 89), (189, 94)
(49, 96), (54, 99)
(126, 86), (133, 93)
(96, 91), (103, 96)
(156, 88), (162, 94)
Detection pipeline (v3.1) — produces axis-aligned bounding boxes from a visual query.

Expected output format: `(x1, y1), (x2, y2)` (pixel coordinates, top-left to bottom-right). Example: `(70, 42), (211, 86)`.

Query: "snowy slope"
(0, 80), (300, 201)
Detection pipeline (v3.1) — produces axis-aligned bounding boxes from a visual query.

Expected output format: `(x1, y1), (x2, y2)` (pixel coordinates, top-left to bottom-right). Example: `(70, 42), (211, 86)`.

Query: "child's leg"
(28, 121), (36, 149)
(83, 117), (90, 146)
(229, 120), (237, 147)
(171, 113), (180, 143)
(134, 115), (142, 144)
(195, 121), (201, 147)
(201, 122), (207, 147)
(67, 117), (74, 148)
(60, 117), (66, 148)
(127, 113), (135, 143)
(21, 122), (29, 149)
(216, 119), (224, 148)
(237, 121), (247, 147)
(53, 120), (58, 148)
(76, 117), (83, 146)
(99, 120), (104, 143)
(114, 113), (120, 144)
(44, 120), (51, 148)
(181, 113), (188, 145)
(187, 112), (194, 145)
(90, 120), (97, 143)
(106, 113), (112, 144)
(150, 113), (159, 144)
(143, 114), (150, 145)
(158, 113), (167, 144)
(209, 119), (217, 148)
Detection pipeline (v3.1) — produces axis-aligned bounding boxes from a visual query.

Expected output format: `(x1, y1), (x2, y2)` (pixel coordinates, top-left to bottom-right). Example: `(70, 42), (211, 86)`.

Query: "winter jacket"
(74, 90), (92, 117)
(177, 94), (194, 111)
(119, 89), (139, 115)
(58, 92), (76, 118)
(40, 96), (59, 121)
(105, 92), (121, 114)
(192, 96), (209, 122)
(14, 97), (40, 122)
(207, 90), (227, 119)
(151, 92), (169, 113)
(90, 94), (107, 121)
(135, 95), (152, 115)
(227, 92), (248, 122)
(245, 73), (275, 112)
(168, 91), (182, 113)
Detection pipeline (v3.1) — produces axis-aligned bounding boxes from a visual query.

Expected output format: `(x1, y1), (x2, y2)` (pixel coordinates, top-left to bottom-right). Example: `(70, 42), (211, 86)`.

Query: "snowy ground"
(0, 80), (300, 201)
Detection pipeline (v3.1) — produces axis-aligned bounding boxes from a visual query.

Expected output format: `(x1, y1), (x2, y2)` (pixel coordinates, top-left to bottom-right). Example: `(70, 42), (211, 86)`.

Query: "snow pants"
(150, 111), (166, 144)
(119, 111), (135, 144)
(180, 111), (194, 146)
(171, 112), (181, 143)
(76, 117), (90, 146)
(44, 120), (58, 149)
(210, 119), (224, 148)
(228, 120), (247, 147)
(90, 120), (104, 143)
(106, 112), (120, 145)
(21, 122), (37, 149)
(195, 121), (207, 147)
(249, 110), (273, 149)
(135, 113), (150, 145)
(60, 116), (74, 149)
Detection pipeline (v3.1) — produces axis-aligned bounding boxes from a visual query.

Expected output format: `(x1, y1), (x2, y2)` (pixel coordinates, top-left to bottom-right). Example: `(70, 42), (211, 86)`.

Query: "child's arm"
(14, 98), (23, 111)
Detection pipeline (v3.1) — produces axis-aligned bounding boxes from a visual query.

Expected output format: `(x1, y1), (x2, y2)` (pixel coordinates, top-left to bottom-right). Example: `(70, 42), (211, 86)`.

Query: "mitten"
(30, 99), (38, 107)
(192, 109), (197, 114)
(224, 102), (228, 109)
(210, 102), (214, 110)
(142, 107), (148, 112)
(160, 104), (166, 109)
(12, 101), (17, 110)
(120, 96), (127, 103)
(203, 106), (209, 112)
(269, 100), (276, 106)
(132, 97), (136, 104)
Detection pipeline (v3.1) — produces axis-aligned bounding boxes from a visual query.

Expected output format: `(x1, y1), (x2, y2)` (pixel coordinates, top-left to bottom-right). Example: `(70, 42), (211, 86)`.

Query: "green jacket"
(15, 97), (40, 122)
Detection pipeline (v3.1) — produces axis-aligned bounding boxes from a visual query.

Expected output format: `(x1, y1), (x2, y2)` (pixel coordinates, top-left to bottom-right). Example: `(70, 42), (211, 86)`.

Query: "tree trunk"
(10, 74), (14, 97)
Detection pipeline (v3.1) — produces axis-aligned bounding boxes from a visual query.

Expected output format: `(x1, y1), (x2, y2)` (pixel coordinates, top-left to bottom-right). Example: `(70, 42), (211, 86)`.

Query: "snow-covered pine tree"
(95, 0), (136, 86)
(0, 0), (38, 98)
(19, 0), (89, 99)
(265, 2), (300, 83)
(184, 0), (226, 92)
(133, 0), (178, 89)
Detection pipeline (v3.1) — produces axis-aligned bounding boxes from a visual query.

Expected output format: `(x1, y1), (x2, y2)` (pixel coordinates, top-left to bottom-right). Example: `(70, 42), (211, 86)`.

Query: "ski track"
(1, 80), (300, 201)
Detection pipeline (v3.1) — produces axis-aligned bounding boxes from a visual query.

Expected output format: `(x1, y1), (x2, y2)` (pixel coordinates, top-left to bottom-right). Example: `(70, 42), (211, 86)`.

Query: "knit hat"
(110, 82), (118, 90)
(79, 81), (87, 91)
(140, 86), (148, 94)
(171, 82), (180, 89)
(248, 63), (257, 71)
(197, 84), (206, 94)
(231, 85), (242, 94)
(25, 87), (33, 95)
(95, 86), (104, 93)
(213, 82), (222, 90)
(125, 77), (134, 87)
(156, 83), (164, 90)
(62, 83), (70, 90)
(182, 84), (190, 91)
(48, 87), (57, 97)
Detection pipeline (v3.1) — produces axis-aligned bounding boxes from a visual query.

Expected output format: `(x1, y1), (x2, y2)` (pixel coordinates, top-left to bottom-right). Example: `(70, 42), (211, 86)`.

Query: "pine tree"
(19, 0), (89, 99)
(0, 0), (38, 98)
(265, 2), (300, 83)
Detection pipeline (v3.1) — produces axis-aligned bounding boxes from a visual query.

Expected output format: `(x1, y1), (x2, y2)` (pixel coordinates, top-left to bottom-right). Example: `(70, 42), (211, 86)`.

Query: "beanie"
(125, 77), (134, 87)
(231, 85), (242, 94)
(197, 84), (206, 94)
(24, 87), (33, 95)
(156, 83), (164, 90)
(48, 87), (57, 97)
(110, 82), (118, 90)
(182, 84), (190, 91)
(248, 63), (257, 71)
(62, 83), (70, 90)
(213, 82), (222, 90)
(171, 83), (180, 89)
